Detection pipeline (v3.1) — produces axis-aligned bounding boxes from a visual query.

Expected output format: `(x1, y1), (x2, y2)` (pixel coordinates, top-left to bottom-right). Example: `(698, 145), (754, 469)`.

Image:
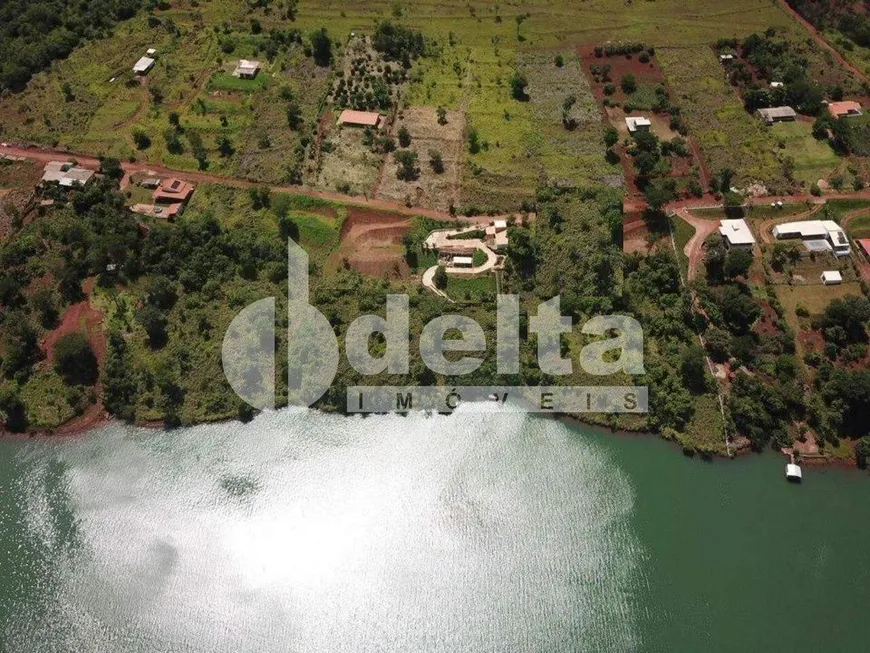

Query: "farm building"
(41, 161), (95, 187)
(337, 110), (383, 128)
(153, 178), (195, 204)
(857, 239), (870, 260)
(821, 270), (843, 285)
(625, 116), (652, 134)
(233, 59), (261, 79)
(719, 53), (734, 62)
(772, 220), (850, 256)
(133, 56), (155, 75)
(828, 101), (862, 119)
(718, 219), (755, 249)
(757, 106), (796, 125)
(146, 48), (157, 56)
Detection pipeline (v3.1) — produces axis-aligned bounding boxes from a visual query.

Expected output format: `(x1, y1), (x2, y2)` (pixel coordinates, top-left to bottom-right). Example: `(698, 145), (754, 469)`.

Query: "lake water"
(1, 407), (869, 652)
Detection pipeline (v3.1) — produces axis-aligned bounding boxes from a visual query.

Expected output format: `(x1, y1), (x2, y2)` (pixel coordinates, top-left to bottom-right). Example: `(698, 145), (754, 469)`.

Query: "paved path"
(421, 266), (452, 301)
(673, 208), (719, 282)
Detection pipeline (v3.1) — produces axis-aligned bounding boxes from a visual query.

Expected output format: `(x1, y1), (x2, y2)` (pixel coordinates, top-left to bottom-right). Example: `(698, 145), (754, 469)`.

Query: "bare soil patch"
(331, 206), (411, 279)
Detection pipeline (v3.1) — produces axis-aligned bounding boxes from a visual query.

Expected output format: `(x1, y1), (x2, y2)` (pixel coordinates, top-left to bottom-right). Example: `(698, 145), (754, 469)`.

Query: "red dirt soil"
(334, 206), (412, 279)
(39, 278), (109, 435)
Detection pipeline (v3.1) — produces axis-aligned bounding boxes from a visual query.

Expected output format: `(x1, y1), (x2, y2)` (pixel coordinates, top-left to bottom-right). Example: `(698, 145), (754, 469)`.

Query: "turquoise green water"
(1, 407), (869, 652)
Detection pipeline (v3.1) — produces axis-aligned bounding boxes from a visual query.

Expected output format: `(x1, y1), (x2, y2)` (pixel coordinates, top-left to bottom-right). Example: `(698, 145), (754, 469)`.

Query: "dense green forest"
(0, 0), (141, 92)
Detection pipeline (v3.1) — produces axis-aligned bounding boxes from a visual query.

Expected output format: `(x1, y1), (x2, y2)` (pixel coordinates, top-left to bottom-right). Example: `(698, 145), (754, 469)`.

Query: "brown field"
(376, 106), (465, 212)
(316, 123), (386, 196)
(329, 206), (411, 279)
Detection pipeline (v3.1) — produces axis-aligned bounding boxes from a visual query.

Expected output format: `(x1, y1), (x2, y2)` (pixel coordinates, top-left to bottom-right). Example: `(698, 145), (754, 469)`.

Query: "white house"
(718, 219), (755, 249)
(772, 220), (851, 256)
(41, 161), (95, 187)
(757, 106), (797, 125)
(625, 116), (652, 134)
(786, 463), (802, 482)
(453, 255), (474, 268)
(133, 56), (155, 75)
(821, 270), (843, 285)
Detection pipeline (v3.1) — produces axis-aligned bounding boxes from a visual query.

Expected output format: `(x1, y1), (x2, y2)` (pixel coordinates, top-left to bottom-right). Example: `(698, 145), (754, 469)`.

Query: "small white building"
(133, 56), (155, 75)
(453, 255), (474, 268)
(786, 463), (802, 483)
(821, 270), (843, 285)
(718, 219), (755, 249)
(146, 48), (157, 56)
(770, 81), (784, 89)
(233, 59), (261, 79)
(719, 53), (734, 62)
(625, 116), (652, 134)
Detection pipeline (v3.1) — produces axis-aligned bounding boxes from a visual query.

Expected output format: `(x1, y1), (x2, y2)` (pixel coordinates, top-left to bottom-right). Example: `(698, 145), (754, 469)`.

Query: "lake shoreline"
(2, 404), (861, 472)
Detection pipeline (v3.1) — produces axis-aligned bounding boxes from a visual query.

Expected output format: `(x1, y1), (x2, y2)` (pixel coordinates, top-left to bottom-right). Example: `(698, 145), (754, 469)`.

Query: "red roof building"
(153, 178), (194, 204)
(828, 101), (863, 119)
(857, 239), (870, 259)
(337, 109), (383, 128)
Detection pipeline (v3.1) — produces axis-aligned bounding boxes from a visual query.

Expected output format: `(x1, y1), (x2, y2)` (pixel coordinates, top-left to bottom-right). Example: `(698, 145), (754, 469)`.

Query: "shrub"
(54, 333), (98, 386)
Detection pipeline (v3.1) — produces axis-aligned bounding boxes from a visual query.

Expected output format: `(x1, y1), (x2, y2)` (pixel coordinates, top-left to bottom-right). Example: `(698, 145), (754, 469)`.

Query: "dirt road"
(776, 0), (870, 86)
(0, 143), (525, 224)
(674, 208), (719, 282)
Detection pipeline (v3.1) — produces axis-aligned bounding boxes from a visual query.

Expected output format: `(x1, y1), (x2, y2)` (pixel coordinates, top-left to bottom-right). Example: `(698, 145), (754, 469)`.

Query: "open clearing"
(330, 206), (411, 279)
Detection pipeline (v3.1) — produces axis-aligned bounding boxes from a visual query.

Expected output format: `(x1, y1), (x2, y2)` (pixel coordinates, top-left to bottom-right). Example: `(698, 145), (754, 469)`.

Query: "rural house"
(337, 110), (383, 128)
(233, 60), (261, 79)
(133, 56), (155, 75)
(828, 101), (863, 119)
(625, 116), (651, 134)
(718, 219), (755, 249)
(757, 106), (796, 125)
(772, 220), (851, 257)
(40, 161), (95, 187)
(153, 178), (195, 204)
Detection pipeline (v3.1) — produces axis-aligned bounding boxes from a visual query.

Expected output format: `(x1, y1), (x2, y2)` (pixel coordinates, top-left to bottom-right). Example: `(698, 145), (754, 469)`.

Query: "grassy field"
(768, 121), (842, 187)
(0, 0), (816, 212)
(658, 46), (788, 192)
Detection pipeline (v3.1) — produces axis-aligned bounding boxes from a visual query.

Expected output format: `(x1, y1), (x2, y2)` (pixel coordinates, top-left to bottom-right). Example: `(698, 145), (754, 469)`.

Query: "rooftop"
(133, 56), (155, 74)
(233, 59), (261, 77)
(41, 161), (95, 187)
(758, 106), (796, 121)
(337, 110), (382, 127)
(828, 101), (862, 118)
(718, 219), (755, 246)
(625, 116), (652, 132)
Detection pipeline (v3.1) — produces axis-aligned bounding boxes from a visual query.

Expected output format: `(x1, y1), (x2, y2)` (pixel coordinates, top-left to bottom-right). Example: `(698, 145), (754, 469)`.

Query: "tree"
(397, 126), (411, 147)
(217, 135), (235, 157)
(187, 131), (207, 169)
(164, 128), (183, 154)
(250, 186), (272, 209)
(621, 73), (637, 94)
(169, 111), (181, 128)
(436, 105), (448, 125)
(821, 295), (870, 343)
(0, 384), (27, 432)
(310, 28), (333, 66)
(705, 326), (732, 363)
(468, 128), (481, 154)
(137, 305), (168, 348)
(604, 126), (619, 148)
(429, 149), (444, 173)
(100, 157), (124, 181)
(433, 265), (448, 289)
(286, 100), (303, 130)
(394, 150), (420, 181)
(724, 248), (753, 279)
(54, 333), (98, 386)
(643, 178), (676, 210)
(721, 286), (761, 335)
(681, 345), (707, 393)
(133, 129), (151, 150)
(510, 72), (529, 100)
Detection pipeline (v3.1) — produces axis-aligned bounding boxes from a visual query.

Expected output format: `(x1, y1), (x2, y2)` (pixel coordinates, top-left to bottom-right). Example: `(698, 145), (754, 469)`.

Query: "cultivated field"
(376, 107), (465, 212)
